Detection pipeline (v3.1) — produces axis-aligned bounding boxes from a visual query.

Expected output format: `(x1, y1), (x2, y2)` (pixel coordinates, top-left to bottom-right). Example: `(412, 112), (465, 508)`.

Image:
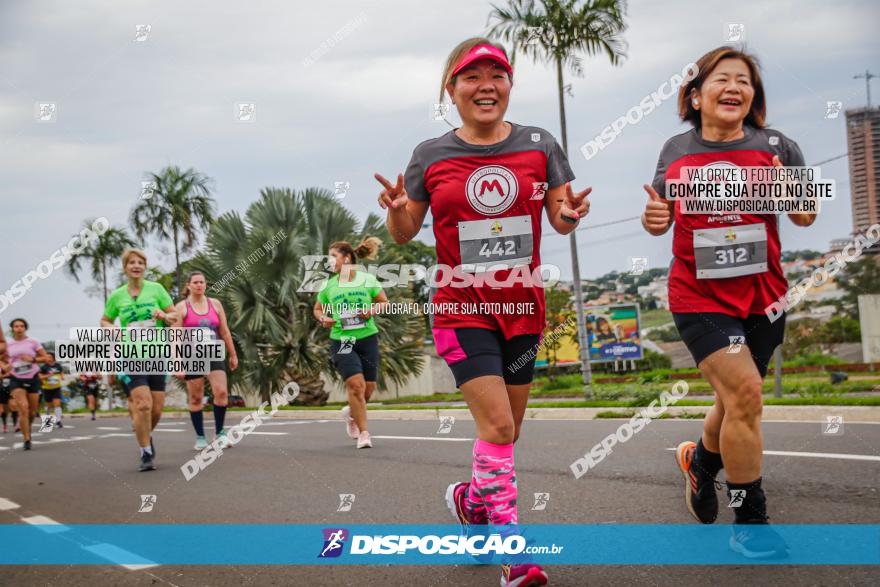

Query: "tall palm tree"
(65, 221), (137, 303)
(130, 166), (214, 297)
(189, 187), (425, 405)
(488, 0), (627, 396)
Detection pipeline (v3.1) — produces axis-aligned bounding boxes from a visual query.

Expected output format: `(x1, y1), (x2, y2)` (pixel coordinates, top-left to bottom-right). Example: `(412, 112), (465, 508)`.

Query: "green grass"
(595, 410), (704, 419)
(640, 308), (674, 329)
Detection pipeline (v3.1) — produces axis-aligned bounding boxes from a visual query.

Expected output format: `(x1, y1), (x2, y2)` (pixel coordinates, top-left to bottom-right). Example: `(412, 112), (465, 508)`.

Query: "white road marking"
(152, 429), (185, 433)
(244, 431), (288, 436)
(82, 543), (159, 570)
(0, 497), (20, 510)
(370, 435), (473, 443)
(97, 427), (122, 431)
(3, 500), (157, 571)
(22, 515), (70, 533)
(665, 447), (880, 462)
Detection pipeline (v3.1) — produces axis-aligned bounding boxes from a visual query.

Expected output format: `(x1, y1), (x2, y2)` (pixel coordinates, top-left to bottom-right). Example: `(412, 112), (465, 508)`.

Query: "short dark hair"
(10, 318), (28, 330)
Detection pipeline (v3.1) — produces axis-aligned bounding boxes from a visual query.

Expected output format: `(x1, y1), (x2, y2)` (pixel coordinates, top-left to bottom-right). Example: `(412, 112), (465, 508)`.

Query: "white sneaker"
(216, 429), (232, 449)
(341, 406), (359, 439)
(356, 431), (372, 449)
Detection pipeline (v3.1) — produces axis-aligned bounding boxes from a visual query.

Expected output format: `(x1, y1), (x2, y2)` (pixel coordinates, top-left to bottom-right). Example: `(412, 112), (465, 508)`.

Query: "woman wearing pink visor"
(376, 38), (590, 587)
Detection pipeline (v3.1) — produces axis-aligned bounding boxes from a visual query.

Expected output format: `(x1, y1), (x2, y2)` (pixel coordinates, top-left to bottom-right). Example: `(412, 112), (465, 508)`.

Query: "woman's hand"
(774, 155), (817, 227)
(375, 173), (408, 210)
(642, 184), (674, 235)
(229, 354), (239, 371)
(560, 183), (591, 224)
(320, 316), (335, 329)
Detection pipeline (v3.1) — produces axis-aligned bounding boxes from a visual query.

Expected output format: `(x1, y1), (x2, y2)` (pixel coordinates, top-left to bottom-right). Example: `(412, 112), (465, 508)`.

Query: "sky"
(1, 0), (878, 341)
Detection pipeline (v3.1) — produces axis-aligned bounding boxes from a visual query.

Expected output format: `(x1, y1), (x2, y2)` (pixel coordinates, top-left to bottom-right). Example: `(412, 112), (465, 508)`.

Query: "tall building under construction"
(845, 106), (880, 237)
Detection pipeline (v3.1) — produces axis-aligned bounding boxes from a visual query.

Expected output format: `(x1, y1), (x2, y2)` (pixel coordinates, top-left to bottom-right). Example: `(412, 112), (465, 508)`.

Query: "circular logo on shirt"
(693, 161), (743, 215)
(465, 165), (518, 215)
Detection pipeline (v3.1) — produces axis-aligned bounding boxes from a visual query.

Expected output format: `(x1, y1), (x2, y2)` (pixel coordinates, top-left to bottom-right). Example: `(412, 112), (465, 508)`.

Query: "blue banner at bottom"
(1, 524), (877, 565)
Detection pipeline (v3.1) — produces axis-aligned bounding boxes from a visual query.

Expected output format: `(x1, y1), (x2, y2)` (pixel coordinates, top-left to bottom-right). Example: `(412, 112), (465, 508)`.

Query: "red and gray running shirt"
(652, 125), (805, 317)
(405, 123), (575, 339)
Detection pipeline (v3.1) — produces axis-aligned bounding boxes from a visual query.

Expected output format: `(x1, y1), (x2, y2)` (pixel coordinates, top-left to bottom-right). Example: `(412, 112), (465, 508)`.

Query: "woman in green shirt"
(100, 248), (177, 472)
(313, 237), (388, 449)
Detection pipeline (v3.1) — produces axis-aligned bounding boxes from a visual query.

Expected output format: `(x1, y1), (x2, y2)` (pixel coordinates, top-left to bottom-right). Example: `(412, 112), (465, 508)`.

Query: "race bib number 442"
(458, 216), (533, 272)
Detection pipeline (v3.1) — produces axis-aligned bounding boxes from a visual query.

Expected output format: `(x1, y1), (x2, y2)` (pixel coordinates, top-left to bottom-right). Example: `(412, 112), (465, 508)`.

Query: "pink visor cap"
(451, 44), (513, 77)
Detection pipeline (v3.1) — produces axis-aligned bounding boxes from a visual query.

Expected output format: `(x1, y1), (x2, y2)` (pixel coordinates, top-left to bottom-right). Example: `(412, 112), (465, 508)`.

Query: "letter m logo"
(479, 179), (504, 197)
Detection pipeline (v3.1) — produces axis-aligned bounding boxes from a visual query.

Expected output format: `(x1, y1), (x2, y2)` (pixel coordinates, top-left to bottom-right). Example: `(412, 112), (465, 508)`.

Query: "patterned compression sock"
(469, 439), (518, 525)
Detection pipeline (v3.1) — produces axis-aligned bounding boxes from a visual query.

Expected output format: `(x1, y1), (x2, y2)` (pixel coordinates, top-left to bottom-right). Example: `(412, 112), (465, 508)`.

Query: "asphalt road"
(1, 415), (878, 586)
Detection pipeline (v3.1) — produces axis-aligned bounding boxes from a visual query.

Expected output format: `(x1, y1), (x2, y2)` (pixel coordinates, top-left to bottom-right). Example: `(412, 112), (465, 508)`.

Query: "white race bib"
(339, 311), (367, 331)
(458, 215), (533, 272)
(12, 361), (31, 376)
(693, 224), (769, 279)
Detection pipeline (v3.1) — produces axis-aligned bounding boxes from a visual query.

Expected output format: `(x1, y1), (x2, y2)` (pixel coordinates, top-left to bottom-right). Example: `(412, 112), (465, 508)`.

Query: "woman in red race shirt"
(642, 46), (816, 558)
(376, 37), (589, 587)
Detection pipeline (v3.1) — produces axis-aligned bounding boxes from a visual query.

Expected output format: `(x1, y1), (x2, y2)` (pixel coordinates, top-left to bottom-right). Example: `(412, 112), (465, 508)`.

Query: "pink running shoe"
(341, 405), (359, 439)
(445, 482), (486, 530)
(501, 563), (548, 586)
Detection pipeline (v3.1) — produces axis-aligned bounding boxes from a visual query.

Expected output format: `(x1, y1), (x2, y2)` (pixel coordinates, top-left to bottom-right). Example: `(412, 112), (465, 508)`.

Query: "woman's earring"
(692, 99), (699, 107)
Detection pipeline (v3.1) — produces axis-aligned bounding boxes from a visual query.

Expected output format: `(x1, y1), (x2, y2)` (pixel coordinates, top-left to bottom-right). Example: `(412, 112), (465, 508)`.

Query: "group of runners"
(0, 321), (104, 438)
(3, 39), (818, 587)
(338, 40), (810, 585)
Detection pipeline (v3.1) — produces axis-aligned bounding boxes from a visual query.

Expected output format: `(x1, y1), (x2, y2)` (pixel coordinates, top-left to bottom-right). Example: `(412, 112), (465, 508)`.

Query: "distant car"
(208, 394), (246, 408)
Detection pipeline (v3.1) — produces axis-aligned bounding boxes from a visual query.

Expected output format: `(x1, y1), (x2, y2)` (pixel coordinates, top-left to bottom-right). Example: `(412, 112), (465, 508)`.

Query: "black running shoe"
(730, 520), (789, 559)
(150, 436), (156, 458)
(675, 441), (720, 524)
(139, 452), (155, 472)
(23, 440), (32, 450)
(56, 421), (63, 429)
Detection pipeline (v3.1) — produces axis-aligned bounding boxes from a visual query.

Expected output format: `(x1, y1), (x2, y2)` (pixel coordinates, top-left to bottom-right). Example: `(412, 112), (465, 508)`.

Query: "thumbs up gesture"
(642, 184), (674, 235)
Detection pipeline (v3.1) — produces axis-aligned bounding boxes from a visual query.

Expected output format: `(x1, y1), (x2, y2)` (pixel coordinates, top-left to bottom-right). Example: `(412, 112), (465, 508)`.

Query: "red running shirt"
(651, 126), (806, 317)
(405, 123), (575, 339)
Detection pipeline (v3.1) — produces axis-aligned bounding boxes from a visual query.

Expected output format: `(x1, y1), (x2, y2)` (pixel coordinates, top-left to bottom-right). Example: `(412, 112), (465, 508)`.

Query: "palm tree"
(65, 221), (137, 303)
(188, 187), (425, 405)
(130, 166), (214, 297)
(488, 0), (627, 396)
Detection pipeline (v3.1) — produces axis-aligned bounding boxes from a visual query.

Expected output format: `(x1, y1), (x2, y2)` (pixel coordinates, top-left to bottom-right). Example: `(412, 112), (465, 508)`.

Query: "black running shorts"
(672, 312), (786, 378)
(330, 334), (379, 382)
(433, 327), (541, 388)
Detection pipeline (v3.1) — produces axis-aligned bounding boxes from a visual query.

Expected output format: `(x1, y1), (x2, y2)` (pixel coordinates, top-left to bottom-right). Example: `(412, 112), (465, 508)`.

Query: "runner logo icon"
(319, 528), (349, 558)
(728, 489), (746, 508)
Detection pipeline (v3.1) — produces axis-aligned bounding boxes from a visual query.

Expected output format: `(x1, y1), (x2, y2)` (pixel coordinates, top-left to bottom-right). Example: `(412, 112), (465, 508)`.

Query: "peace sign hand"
(561, 183), (591, 223)
(374, 173), (408, 210)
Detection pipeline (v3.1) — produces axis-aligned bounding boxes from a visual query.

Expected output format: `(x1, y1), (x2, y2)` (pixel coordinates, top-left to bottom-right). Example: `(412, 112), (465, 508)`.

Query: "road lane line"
(665, 447), (880, 462)
(370, 435), (473, 442)
(0, 498), (20, 510)
(82, 543), (159, 570)
(22, 515), (70, 533)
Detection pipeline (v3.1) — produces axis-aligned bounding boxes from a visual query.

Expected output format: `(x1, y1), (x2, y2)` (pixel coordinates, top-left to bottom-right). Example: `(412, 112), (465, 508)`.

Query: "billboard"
(586, 304), (642, 362)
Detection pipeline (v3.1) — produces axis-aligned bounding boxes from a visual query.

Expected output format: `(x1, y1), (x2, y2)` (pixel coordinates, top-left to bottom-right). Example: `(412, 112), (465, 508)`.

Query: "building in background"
(845, 106), (880, 240)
